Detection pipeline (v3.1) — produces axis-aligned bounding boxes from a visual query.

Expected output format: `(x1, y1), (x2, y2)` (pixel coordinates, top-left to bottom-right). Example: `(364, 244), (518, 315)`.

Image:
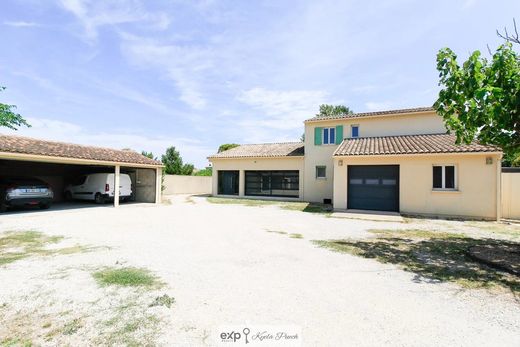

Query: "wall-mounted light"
(486, 157), (493, 165)
(338, 159), (343, 166)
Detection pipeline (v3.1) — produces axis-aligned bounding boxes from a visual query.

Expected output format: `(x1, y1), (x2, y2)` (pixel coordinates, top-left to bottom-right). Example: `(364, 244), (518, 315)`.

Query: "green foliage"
(316, 104), (354, 118)
(434, 43), (520, 158)
(92, 267), (159, 287)
(194, 167), (212, 176)
(218, 143), (240, 153)
(141, 151), (157, 160)
(0, 86), (30, 130)
(161, 146), (194, 175)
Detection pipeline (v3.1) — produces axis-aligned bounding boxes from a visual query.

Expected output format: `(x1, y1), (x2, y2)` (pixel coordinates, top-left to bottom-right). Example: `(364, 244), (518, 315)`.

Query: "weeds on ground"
(207, 197), (331, 214)
(93, 267), (161, 288)
(464, 221), (520, 239)
(314, 228), (520, 294)
(289, 233), (304, 239)
(266, 230), (288, 235)
(0, 338), (33, 347)
(149, 294), (175, 308)
(0, 231), (93, 266)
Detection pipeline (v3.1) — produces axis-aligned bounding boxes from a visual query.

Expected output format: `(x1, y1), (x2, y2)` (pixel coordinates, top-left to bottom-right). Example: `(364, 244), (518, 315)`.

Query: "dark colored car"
(0, 177), (54, 212)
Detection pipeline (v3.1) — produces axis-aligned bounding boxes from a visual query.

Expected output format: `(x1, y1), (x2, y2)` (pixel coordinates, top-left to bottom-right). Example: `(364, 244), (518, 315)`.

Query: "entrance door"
(218, 171), (239, 195)
(347, 165), (399, 212)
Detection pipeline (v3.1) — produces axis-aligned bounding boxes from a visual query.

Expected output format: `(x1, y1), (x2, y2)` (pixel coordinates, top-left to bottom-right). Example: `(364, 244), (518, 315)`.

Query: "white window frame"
(432, 164), (458, 191)
(323, 127), (336, 145)
(316, 166), (327, 180)
(351, 124), (360, 138)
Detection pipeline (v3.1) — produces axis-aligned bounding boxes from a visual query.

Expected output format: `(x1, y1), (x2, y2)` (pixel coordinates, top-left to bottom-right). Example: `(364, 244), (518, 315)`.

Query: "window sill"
(316, 177), (327, 180)
(431, 189), (460, 194)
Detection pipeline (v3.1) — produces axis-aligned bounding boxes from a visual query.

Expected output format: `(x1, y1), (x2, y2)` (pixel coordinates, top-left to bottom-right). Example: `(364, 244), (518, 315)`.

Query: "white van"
(64, 173), (132, 204)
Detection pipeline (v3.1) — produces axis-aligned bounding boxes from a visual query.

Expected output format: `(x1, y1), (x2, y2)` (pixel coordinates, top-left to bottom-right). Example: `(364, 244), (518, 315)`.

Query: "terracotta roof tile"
(0, 134), (162, 166)
(208, 142), (304, 159)
(333, 134), (501, 156)
(306, 106), (435, 122)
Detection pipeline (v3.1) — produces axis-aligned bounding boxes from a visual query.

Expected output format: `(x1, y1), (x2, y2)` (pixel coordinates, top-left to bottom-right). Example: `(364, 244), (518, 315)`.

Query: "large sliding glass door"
(245, 170), (299, 198)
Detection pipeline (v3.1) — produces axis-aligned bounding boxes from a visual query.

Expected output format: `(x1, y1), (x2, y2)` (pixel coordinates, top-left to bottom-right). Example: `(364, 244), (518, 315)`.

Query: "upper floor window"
(433, 165), (456, 190)
(323, 127), (335, 145)
(351, 125), (359, 138)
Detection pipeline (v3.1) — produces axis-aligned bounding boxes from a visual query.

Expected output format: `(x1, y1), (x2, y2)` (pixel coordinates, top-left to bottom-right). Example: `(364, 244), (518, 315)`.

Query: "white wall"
(163, 175), (212, 195)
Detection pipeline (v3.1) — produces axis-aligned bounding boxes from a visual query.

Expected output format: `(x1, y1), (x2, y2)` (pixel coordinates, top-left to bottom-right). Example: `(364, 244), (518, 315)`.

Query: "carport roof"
(0, 134), (163, 166)
(333, 133), (501, 157)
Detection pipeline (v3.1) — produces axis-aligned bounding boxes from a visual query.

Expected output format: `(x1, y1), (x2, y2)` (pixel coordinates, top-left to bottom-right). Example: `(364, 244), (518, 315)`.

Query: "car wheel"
(40, 203), (50, 210)
(94, 193), (106, 204)
(64, 191), (72, 201)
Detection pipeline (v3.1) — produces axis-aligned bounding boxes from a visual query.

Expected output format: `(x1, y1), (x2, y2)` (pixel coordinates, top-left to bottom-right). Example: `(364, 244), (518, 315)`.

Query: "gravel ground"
(0, 195), (519, 346)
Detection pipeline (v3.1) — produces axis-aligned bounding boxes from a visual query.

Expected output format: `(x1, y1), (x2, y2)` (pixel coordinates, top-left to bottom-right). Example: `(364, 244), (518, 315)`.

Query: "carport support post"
(114, 165), (120, 208)
(155, 168), (162, 204)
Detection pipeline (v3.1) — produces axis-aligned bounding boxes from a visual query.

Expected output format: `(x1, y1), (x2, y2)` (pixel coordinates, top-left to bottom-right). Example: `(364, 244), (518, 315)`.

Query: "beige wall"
(303, 111), (446, 203)
(502, 172), (520, 219)
(210, 157), (304, 200)
(333, 153), (501, 219)
(163, 175), (212, 195)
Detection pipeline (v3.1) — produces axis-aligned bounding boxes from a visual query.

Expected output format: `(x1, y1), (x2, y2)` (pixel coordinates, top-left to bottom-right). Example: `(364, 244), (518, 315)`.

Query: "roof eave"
(304, 110), (436, 123)
(208, 155), (304, 160)
(333, 151), (503, 158)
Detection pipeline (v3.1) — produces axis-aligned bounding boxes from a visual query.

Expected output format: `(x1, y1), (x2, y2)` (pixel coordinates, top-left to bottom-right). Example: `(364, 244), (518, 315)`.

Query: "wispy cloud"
(3, 21), (39, 27)
(58, 0), (170, 42)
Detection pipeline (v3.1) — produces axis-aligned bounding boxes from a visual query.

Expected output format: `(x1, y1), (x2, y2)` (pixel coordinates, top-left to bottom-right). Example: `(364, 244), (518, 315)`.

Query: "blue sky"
(0, 0), (518, 167)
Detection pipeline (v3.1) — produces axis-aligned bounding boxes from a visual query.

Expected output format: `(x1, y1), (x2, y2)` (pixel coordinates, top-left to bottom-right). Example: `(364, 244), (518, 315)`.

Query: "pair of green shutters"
(314, 125), (343, 145)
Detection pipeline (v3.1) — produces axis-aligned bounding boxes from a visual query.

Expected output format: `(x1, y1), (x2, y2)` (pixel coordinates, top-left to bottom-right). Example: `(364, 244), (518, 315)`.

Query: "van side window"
(73, 176), (87, 185)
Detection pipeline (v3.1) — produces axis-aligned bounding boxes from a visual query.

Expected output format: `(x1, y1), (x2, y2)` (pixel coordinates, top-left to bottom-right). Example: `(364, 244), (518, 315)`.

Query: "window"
(432, 165), (456, 190)
(316, 166), (326, 179)
(323, 127), (336, 144)
(351, 125), (359, 138)
(245, 171), (299, 197)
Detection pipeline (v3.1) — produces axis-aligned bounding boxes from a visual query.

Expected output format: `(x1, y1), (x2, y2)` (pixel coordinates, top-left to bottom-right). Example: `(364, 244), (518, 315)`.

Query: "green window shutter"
(314, 127), (322, 145)
(335, 125), (343, 144)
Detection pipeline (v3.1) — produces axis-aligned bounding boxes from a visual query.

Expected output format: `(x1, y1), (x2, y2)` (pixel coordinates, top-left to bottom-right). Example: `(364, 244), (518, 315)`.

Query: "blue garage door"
(347, 165), (399, 212)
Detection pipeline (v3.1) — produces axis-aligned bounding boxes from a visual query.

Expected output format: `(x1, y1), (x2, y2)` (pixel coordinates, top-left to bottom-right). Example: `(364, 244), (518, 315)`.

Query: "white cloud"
(58, 0), (170, 42)
(3, 117), (212, 167)
(237, 87), (332, 132)
(3, 21), (39, 27)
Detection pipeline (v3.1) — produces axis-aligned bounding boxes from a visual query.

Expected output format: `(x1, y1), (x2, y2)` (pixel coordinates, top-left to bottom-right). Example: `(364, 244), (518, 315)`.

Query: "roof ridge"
(233, 141), (303, 146)
(306, 106), (435, 122)
(0, 133), (141, 154)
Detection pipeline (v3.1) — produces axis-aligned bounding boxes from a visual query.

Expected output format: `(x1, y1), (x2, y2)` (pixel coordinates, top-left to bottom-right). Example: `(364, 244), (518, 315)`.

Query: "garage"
(0, 134), (163, 211)
(347, 165), (399, 212)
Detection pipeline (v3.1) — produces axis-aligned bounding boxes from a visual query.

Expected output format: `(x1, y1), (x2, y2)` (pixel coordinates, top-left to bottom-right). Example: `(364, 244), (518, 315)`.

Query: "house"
(208, 107), (502, 220)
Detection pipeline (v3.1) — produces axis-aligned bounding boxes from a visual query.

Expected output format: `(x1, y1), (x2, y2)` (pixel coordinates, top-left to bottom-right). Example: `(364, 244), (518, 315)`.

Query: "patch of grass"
(465, 222), (520, 239)
(207, 197), (330, 214)
(266, 230), (288, 235)
(62, 318), (82, 335)
(149, 294), (175, 308)
(289, 233), (304, 239)
(0, 231), (96, 266)
(314, 229), (520, 294)
(93, 267), (160, 287)
(368, 229), (465, 239)
(1, 338), (33, 347)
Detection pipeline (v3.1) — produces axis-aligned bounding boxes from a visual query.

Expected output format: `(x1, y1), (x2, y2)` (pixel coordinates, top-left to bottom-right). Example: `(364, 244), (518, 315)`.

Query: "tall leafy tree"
(141, 151), (157, 160)
(316, 104), (354, 118)
(218, 143), (240, 153)
(0, 86), (30, 129)
(161, 146), (194, 175)
(434, 42), (520, 160)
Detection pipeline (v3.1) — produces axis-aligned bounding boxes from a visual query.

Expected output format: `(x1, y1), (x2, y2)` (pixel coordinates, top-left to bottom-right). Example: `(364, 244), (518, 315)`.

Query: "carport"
(0, 134), (163, 208)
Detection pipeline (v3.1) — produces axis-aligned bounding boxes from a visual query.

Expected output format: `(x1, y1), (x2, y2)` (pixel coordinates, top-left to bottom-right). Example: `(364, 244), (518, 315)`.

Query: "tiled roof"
(333, 133), (501, 157)
(0, 134), (163, 166)
(208, 142), (304, 159)
(306, 106), (435, 122)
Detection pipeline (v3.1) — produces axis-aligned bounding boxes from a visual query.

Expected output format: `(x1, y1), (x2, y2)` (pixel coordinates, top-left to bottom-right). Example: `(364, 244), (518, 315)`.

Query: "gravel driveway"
(0, 195), (519, 346)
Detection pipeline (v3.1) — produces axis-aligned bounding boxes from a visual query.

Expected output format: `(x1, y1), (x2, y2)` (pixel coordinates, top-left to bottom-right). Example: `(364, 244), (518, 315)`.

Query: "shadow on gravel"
(314, 233), (520, 295)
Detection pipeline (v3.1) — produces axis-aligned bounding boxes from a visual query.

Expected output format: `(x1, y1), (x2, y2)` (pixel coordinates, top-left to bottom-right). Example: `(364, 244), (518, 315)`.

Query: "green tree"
(218, 143), (240, 153)
(0, 86), (30, 129)
(194, 167), (213, 176)
(141, 151), (157, 160)
(161, 146), (194, 175)
(316, 104), (354, 118)
(434, 43), (519, 160)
